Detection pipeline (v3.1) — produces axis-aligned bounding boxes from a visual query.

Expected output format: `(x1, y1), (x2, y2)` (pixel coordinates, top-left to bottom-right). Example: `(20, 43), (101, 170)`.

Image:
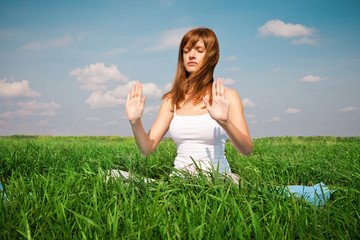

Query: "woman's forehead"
(184, 38), (205, 48)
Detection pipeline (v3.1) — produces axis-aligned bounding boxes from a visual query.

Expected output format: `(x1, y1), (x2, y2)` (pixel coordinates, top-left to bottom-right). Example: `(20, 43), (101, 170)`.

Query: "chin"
(186, 68), (197, 74)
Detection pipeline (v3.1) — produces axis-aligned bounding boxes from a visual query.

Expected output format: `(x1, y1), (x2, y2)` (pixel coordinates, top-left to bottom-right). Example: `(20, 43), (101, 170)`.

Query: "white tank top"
(169, 109), (231, 173)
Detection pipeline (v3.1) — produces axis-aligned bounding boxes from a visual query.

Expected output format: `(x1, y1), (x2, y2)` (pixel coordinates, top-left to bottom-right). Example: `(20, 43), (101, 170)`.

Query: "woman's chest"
(176, 101), (208, 116)
(169, 114), (226, 144)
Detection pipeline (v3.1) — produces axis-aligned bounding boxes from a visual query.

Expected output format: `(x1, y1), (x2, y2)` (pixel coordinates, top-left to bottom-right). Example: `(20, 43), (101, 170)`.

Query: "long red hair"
(162, 27), (220, 109)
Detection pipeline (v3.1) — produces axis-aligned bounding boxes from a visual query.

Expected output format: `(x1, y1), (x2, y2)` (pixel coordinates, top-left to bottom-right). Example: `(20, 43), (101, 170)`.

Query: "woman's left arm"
(203, 79), (253, 156)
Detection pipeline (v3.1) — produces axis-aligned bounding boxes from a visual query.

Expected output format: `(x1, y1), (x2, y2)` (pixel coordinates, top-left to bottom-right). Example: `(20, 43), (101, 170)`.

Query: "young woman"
(125, 27), (252, 177)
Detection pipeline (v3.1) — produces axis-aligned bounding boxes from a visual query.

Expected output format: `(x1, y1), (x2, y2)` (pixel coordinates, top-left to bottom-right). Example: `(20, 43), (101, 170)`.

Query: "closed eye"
(183, 48), (190, 53)
(196, 47), (205, 53)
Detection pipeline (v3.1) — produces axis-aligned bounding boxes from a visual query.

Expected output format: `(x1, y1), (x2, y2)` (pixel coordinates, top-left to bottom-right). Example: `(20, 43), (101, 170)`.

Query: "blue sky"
(0, 0), (359, 138)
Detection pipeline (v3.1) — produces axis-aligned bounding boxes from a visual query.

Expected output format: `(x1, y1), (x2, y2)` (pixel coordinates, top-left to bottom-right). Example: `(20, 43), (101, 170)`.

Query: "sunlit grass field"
(0, 136), (359, 239)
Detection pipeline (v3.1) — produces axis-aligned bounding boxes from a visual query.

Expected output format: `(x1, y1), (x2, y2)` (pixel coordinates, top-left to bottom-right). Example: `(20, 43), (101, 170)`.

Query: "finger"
(134, 82), (140, 98)
(138, 83), (143, 99)
(131, 84), (136, 98)
(142, 96), (147, 105)
(219, 79), (224, 97)
(212, 80), (216, 96)
(127, 91), (131, 102)
(216, 78), (221, 96)
(224, 87), (228, 100)
(203, 97), (210, 109)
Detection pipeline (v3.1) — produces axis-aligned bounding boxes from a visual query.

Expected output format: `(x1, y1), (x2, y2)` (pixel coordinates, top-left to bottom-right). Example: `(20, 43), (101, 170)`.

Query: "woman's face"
(183, 39), (206, 75)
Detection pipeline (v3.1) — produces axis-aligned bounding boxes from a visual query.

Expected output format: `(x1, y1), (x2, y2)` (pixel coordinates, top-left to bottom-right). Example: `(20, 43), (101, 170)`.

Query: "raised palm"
(203, 78), (229, 122)
(126, 82), (146, 124)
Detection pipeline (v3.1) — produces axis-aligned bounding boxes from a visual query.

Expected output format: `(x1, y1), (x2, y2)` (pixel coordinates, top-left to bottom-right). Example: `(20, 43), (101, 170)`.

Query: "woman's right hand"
(126, 81), (146, 124)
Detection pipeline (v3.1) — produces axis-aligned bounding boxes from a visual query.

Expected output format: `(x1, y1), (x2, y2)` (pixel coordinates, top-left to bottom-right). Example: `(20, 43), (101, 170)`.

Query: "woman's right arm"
(126, 82), (173, 155)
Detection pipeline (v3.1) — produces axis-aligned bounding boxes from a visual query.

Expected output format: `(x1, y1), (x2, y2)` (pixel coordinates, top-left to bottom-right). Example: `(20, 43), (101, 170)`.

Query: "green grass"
(0, 136), (359, 239)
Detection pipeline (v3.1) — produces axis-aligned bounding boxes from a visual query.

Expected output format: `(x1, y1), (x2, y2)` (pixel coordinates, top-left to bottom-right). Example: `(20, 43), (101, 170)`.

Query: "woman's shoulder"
(226, 88), (241, 100)
(226, 88), (246, 108)
(160, 96), (174, 113)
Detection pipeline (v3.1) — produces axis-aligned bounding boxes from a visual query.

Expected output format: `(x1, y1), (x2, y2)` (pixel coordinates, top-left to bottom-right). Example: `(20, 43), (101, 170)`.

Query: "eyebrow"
(183, 45), (205, 50)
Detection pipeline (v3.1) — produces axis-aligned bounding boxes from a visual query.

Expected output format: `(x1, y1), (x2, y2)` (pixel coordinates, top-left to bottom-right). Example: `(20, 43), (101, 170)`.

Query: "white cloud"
(219, 77), (236, 85)
(72, 63), (163, 109)
(269, 116), (281, 122)
(0, 78), (41, 98)
(0, 100), (61, 118)
(226, 56), (238, 61)
(270, 67), (281, 73)
(300, 75), (327, 82)
(105, 82), (134, 99)
(258, 20), (317, 45)
(285, 108), (301, 114)
(144, 105), (160, 115)
(21, 34), (84, 51)
(229, 67), (242, 72)
(291, 37), (317, 46)
(145, 27), (190, 51)
(86, 117), (101, 121)
(142, 82), (163, 98)
(163, 83), (172, 92)
(242, 98), (255, 107)
(37, 120), (50, 126)
(84, 81), (162, 109)
(110, 81), (162, 99)
(245, 114), (256, 119)
(104, 120), (121, 126)
(18, 100), (60, 109)
(70, 63), (129, 91)
(258, 20), (314, 38)
(340, 106), (358, 112)
(85, 91), (126, 109)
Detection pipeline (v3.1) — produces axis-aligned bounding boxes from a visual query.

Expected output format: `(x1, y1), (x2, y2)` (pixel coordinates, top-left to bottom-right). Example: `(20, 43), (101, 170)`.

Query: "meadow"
(0, 135), (359, 239)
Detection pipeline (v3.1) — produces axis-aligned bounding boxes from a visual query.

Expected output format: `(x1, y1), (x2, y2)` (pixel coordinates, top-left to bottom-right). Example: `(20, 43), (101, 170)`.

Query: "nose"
(189, 49), (196, 59)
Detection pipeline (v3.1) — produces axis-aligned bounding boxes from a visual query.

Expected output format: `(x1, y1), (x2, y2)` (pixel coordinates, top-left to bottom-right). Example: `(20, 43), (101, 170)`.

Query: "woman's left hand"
(203, 78), (230, 122)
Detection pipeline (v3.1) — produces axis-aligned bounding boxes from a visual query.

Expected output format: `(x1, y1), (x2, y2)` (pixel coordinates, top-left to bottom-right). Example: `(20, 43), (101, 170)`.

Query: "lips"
(188, 62), (198, 66)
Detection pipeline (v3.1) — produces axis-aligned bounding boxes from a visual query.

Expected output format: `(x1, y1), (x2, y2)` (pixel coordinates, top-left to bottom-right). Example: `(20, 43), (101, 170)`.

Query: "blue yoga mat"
(282, 182), (334, 206)
(0, 182), (335, 206)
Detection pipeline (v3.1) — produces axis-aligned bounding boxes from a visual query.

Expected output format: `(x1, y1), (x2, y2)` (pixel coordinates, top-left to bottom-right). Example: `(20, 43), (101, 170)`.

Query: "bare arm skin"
(203, 79), (253, 156)
(126, 82), (173, 155)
